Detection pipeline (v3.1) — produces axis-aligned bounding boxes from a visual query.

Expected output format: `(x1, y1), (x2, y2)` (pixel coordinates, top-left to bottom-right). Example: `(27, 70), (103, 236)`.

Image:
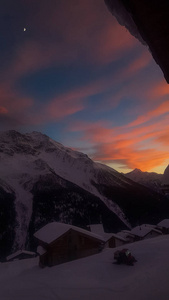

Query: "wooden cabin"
(130, 224), (162, 241)
(117, 230), (136, 243)
(104, 233), (128, 248)
(34, 222), (105, 267)
(89, 224), (129, 248)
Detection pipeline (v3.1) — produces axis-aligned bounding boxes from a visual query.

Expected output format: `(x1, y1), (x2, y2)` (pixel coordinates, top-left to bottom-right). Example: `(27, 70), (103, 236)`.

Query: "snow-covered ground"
(1, 235), (169, 300)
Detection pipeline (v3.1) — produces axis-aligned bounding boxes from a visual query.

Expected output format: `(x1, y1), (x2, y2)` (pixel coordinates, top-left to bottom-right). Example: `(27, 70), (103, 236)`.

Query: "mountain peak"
(133, 168), (142, 173)
(0, 130), (22, 139)
(164, 165), (169, 173)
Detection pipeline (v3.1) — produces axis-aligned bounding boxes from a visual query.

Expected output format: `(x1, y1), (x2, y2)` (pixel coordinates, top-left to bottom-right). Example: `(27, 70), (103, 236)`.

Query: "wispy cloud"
(127, 100), (169, 127)
(149, 80), (169, 99)
(0, 0), (141, 131)
(0, 106), (8, 114)
(68, 114), (169, 171)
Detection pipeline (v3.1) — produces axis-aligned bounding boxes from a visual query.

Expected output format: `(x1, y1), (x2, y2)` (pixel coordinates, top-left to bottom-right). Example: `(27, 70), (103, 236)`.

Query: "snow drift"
(0, 235), (169, 300)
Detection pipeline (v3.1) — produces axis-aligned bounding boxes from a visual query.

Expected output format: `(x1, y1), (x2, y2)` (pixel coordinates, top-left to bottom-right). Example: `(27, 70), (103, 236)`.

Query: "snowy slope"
(0, 235), (169, 300)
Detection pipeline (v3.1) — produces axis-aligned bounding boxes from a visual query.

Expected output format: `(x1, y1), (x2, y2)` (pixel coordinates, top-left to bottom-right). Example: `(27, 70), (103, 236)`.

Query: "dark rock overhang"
(105, 0), (169, 83)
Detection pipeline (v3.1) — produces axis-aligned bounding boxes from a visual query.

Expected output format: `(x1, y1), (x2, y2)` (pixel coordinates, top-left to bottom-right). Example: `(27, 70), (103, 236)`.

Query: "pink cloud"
(149, 80), (169, 99)
(69, 117), (169, 171)
(92, 19), (137, 64)
(3, 0), (140, 83)
(0, 82), (34, 130)
(0, 84), (33, 113)
(0, 106), (8, 114)
(123, 51), (152, 76)
(127, 100), (169, 128)
(0, 0), (154, 130)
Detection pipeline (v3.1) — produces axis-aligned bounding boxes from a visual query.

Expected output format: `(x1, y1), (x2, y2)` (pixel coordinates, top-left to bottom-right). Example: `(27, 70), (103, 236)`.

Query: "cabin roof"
(104, 232), (127, 242)
(34, 222), (105, 244)
(158, 219), (169, 228)
(6, 250), (36, 261)
(131, 225), (161, 238)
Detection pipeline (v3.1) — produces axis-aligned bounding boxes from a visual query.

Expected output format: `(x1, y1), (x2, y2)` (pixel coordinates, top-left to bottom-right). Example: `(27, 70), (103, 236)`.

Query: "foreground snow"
(1, 235), (169, 300)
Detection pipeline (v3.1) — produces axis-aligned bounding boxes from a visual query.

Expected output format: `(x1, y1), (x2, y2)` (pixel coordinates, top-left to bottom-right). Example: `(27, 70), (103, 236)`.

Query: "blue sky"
(1, 0), (169, 173)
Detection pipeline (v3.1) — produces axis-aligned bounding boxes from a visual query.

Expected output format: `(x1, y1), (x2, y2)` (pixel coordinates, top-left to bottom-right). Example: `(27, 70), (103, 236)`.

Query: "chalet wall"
(107, 238), (115, 248)
(115, 239), (125, 247)
(106, 237), (126, 248)
(39, 229), (103, 267)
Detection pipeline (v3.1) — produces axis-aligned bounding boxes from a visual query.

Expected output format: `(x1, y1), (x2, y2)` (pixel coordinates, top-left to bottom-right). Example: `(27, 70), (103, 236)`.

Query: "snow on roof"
(120, 230), (136, 237)
(6, 250), (36, 261)
(117, 231), (135, 240)
(157, 219), (169, 228)
(103, 232), (127, 242)
(89, 224), (127, 242)
(142, 224), (156, 229)
(34, 222), (105, 244)
(131, 225), (161, 238)
(89, 224), (105, 236)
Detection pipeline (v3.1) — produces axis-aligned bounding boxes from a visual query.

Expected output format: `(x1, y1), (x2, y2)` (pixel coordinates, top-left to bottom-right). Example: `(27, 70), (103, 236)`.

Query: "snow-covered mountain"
(125, 167), (169, 194)
(125, 168), (163, 193)
(0, 130), (168, 259)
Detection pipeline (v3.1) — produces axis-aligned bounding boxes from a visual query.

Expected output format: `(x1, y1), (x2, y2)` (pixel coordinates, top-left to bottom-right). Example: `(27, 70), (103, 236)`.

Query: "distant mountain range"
(125, 167), (169, 194)
(0, 130), (169, 260)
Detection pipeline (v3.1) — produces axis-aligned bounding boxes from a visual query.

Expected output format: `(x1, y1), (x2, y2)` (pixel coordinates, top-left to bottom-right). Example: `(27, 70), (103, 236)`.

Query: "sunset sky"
(1, 0), (169, 174)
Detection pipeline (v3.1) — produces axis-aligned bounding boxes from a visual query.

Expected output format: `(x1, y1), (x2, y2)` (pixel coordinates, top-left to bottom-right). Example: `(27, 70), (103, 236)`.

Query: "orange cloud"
(149, 80), (169, 99)
(93, 142), (169, 171)
(155, 129), (169, 146)
(69, 117), (169, 172)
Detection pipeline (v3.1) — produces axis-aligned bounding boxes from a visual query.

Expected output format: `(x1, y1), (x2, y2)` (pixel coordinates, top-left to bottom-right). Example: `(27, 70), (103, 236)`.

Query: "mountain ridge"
(125, 166), (169, 193)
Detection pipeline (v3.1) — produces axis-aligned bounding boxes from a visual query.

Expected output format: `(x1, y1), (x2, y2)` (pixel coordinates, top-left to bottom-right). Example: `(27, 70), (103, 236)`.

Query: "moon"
(23, 28), (27, 32)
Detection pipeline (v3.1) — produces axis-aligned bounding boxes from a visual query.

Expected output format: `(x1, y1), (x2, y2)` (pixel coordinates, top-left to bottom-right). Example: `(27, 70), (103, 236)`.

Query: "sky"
(1, 0), (169, 174)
